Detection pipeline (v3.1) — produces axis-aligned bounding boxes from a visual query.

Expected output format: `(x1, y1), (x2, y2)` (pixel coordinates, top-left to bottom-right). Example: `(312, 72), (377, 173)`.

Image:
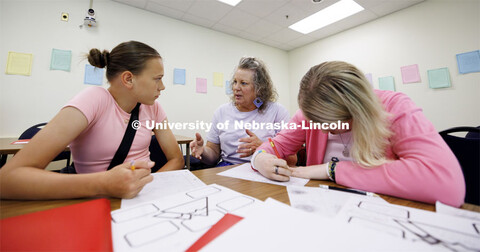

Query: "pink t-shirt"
(64, 87), (167, 173)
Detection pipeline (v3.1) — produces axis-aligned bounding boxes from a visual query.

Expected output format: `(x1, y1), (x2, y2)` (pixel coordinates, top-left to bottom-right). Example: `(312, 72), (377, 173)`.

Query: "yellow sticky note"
(6, 52), (33, 76)
(213, 72), (224, 87)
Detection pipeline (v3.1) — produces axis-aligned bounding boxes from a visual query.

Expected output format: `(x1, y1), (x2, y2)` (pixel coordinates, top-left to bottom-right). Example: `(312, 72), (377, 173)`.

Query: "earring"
(253, 98), (263, 108)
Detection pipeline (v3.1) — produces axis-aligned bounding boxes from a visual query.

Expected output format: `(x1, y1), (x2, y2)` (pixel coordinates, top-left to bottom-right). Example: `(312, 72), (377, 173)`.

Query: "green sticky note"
(427, 68), (451, 89)
(378, 76), (395, 91)
(50, 49), (72, 71)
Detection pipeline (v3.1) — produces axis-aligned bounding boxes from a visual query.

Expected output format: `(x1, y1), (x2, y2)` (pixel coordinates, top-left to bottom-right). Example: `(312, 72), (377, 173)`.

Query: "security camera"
(84, 8), (96, 27)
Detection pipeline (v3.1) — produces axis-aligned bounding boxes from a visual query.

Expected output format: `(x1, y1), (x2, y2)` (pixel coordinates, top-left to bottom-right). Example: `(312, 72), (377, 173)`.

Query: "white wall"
(288, 0), (480, 131)
(0, 0), (289, 138)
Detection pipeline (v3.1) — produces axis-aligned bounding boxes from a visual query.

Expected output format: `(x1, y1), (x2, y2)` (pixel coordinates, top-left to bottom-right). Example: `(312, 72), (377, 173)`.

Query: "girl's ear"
(120, 71), (134, 89)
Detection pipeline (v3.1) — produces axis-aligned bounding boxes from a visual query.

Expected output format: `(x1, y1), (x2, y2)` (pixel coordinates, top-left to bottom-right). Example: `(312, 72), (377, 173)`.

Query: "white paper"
(287, 185), (387, 217)
(202, 198), (433, 251)
(121, 170), (206, 208)
(112, 184), (263, 252)
(335, 198), (480, 251)
(436, 201), (480, 222)
(217, 163), (309, 186)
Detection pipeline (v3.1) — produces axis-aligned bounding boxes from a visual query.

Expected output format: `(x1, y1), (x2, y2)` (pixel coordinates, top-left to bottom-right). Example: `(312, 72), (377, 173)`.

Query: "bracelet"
(250, 150), (266, 172)
(326, 162), (333, 181)
(329, 157), (339, 182)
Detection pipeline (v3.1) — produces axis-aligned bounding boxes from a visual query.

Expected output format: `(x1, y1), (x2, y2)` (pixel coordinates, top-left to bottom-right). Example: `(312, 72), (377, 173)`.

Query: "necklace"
(339, 133), (351, 157)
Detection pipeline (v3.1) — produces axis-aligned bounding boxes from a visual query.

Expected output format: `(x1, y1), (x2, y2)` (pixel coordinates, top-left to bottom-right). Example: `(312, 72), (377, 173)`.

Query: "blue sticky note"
(50, 49), (72, 71)
(428, 68), (451, 89)
(84, 64), (104, 85)
(378, 76), (395, 91)
(225, 80), (233, 95)
(174, 68), (186, 85)
(456, 50), (480, 74)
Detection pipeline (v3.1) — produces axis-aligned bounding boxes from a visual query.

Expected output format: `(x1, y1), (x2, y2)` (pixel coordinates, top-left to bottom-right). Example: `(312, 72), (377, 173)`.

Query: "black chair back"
(439, 127), (480, 205)
(19, 123), (71, 166)
(149, 135), (168, 173)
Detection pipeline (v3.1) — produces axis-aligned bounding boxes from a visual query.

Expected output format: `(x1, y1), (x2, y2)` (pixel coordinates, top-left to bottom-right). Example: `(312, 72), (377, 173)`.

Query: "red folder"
(186, 213), (244, 252)
(0, 198), (113, 251)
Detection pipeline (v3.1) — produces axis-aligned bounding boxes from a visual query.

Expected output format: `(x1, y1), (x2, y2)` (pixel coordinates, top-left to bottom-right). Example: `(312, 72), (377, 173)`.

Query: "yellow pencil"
(130, 160), (135, 171)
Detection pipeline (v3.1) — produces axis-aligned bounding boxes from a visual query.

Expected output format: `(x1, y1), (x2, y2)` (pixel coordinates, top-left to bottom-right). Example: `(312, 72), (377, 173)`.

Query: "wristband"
(329, 157), (339, 182)
(250, 149), (266, 172)
(326, 162), (333, 181)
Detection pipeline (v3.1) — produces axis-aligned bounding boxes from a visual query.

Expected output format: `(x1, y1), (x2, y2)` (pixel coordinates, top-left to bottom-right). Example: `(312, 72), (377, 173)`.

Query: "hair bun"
(87, 48), (109, 68)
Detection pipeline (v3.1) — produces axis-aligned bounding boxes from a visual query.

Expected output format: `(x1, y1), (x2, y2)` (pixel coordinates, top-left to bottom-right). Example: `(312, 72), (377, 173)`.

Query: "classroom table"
(0, 135), (194, 169)
(1, 165), (478, 219)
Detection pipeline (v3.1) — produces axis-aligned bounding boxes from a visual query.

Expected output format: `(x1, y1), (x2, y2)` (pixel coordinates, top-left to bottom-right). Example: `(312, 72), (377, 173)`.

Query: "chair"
(439, 126), (480, 205)
(19, 123), (71, 167)
(149, 135), (168, 173)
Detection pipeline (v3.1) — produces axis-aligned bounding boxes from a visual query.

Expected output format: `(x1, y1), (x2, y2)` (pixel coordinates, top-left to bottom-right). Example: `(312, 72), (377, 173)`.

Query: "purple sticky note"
(365, 73), (373, 86)
(400, 64), (421, 84)
(196, 78), (207, 93)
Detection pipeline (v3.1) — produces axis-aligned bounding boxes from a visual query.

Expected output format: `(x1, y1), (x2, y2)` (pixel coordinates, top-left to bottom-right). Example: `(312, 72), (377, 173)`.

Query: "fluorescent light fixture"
(289, 0), (364, 34)
(216, 0), (242, 6)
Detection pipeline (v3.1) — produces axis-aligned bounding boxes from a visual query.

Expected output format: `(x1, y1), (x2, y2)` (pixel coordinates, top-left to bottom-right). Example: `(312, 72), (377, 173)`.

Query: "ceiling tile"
(286, 35), (318, 48)
(113, 0), (148, 9)
(181, 13), (216, 28)
(369, 0), (424, 16)
(244, 19), (283, 38)
(276, 44), (295, 51)
(186, 0), (234, 22)
(236, 0), (289, 19)
(217, 8), (260, 31)
(335, 9), (378, 30)
(238, 31), (263, 42)
(146, 1), (185, 19)
(212, 23), (244, 37)
(263, 2), (308, 27)
(266, 28), (303, 44)
(147, 0), (195, 12)
(257, 37), (284, 48)
(291, 0), (341, 17)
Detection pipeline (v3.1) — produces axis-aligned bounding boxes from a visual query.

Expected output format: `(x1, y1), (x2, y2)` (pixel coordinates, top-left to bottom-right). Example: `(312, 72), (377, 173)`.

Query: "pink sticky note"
(196, 78), (207, 93)
(401, 64), (421, 84)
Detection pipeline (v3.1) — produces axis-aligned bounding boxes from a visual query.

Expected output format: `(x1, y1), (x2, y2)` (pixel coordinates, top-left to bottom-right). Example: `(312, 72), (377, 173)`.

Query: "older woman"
(252, 61), (465, 207)
(191, 57), (295, 167)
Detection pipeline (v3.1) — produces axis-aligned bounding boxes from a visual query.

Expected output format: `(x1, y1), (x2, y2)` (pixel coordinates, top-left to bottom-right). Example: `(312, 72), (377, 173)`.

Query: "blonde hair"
(298, 61), (392, 167)
(229, 56), (277, 112)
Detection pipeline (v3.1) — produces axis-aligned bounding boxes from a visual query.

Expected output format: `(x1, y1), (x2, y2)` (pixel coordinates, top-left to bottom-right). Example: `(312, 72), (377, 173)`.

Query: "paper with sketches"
(203, 198), (433, 251)
(111, 184), (262, 252)
(84, 64), (104, 85)
(436, 201), (480, 222)
(50, 49), (71, 71)
(5, 51), (33, 76)
(213, 72), (223, 87)
(121, 170), (206, 208)
(456, 50), (480, 74)
(401, 64), (421, 84)
(196, 78), (207, 93)
(287, 185), (386, 217)
(335, 198), (480, 251)
(173, 68), (186, 85)
(378, 76), (395, 91)
(217, 163), (309, 186)
(428, 67), (451, 89)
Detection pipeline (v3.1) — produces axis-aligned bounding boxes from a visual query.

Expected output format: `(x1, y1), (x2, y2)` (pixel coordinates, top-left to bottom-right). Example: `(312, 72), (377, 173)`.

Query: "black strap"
(108, 103), (141, 170)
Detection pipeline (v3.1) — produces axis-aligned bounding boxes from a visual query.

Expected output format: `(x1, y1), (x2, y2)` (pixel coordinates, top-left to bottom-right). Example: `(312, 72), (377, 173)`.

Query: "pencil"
(130, 160), (135, 171)
(268, 138), (281, 158)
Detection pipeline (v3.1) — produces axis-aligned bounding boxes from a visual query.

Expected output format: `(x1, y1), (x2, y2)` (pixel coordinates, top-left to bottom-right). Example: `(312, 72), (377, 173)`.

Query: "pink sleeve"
(258, 110), (307, 157)
(63, 87), (108, 125)
(153, 101), (167, 123)
(336, 91), (465, 207)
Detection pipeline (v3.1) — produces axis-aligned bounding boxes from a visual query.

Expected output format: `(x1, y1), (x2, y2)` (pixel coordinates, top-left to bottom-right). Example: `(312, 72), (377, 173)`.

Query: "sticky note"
(213, 72), (224, 87)
(400, 64), (421, 84)
(50, 49), (72, 72)
(196, 78), (207, 93)
(174, 68), (186, 85)
(427, 68), (451, 89)
(84, 64), (104, 85)
(378, 76), (395, 91)
(5, 52), (33, 76)
(225, 80), (233, 95)
(456, 50), (480, 74)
